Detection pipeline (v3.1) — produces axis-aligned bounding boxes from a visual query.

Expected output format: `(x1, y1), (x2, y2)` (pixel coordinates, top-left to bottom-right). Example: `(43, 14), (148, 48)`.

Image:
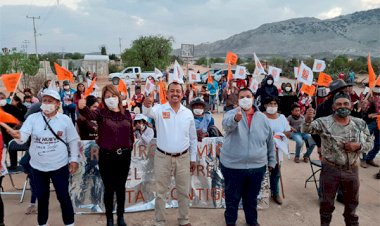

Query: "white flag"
(297, 61), (314, 86)
(234, 65), (247, 79)
(253, 53), (267, 75)
(154, 68), (163, 80)
(170, 60), (184, 84)
(294, 67), (300, 78)
(312, 59), (326, 72)
(249, 77), (259, 93)
(268, 66), (282, 82)
(188, 71), (201, 83)
(144, 78), (156, 95)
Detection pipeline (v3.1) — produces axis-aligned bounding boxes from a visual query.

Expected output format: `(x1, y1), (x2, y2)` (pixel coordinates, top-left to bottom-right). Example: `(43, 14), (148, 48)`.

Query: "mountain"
(183, 8), (380, 58)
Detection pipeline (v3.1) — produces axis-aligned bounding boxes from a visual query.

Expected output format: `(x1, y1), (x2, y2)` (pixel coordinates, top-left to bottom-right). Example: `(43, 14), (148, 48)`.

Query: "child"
(131, 87), (144, 113)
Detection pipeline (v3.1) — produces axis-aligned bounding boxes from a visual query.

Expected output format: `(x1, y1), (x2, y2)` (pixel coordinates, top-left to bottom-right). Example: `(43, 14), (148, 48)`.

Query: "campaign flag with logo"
(317, 72), (332, 87)
(300, 83), (316, 96)
(249, 77), (259, 93)
(268, 66), (282, 82)
(154, 68), (163, 80)
(170, 60), (184, 84)
(144, 78), (156, 95)
(234, 66), (247, 79)
(225, 51), (238, 65)
(1, 73), (22, 93)
(297, 62), (313, 86)
(312, 59), (326, 72)
(54, 63), (74, 82)
(253, 53), (267, 75)
(189, 71), (201, 83)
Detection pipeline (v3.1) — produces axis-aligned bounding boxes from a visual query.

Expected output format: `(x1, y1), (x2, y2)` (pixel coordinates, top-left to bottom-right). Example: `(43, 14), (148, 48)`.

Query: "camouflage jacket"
(302, 115), (374, 166)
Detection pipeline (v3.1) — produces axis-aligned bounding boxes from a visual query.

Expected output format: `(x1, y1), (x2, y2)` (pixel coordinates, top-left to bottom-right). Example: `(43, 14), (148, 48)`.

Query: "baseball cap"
(41, 89), (61, 101)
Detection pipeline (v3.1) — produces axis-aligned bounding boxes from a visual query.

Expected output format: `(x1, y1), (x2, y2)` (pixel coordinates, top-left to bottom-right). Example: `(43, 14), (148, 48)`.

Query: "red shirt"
(246, 109), (255, 127)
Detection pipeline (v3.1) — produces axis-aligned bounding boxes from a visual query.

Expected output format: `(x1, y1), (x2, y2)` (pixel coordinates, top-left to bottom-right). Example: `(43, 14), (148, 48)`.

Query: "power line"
(21, 40), (31, 56)
(26, 15), (40, 58)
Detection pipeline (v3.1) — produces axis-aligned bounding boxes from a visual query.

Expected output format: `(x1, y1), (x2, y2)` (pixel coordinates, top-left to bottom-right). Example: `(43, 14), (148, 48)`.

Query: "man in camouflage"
(302, 92), (373, 226)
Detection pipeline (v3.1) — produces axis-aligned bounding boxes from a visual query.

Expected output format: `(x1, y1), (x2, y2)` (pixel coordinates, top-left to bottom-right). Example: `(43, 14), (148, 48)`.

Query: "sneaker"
(303, 157), (309, 163)
(366, 160), (380, 167)
(272, 195), (283, 205)
(25, 205), (37, 215)
(294, 157), (300, 163)
(360, 160), (368, 168)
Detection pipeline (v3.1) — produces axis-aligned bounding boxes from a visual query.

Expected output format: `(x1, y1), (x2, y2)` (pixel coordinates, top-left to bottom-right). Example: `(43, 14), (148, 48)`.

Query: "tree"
(121, 35), (173, 71)
(100, 45), (107, 55)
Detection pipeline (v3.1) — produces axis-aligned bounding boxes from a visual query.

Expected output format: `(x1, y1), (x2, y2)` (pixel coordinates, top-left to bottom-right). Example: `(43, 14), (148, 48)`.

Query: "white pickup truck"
(108, 67), (155, 85)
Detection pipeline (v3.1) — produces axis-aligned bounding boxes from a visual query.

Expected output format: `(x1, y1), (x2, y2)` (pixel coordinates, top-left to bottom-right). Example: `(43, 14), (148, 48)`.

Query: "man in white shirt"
(143, 82), (197, 226)
(5, 89), (79, 226)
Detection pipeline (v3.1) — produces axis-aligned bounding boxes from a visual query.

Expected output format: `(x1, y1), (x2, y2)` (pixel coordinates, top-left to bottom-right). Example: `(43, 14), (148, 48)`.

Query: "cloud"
(318, 7), (343, 19)
(0, 0), (82, 11)
(360, 0), (380, 9)
(130, 16), (145, 27)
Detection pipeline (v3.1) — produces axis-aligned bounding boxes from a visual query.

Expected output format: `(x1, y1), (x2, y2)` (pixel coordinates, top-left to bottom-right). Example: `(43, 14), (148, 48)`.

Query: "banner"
(300, 84), (316, 96)
(312, 59), (326, 72)
(297, 62), (313, 86)
(70, 138), (271, 213)
(268, 66), (282, 82)
(1, 73), (22, 93)
(234, 66), (247, 80)
(188, 71), (201, 83)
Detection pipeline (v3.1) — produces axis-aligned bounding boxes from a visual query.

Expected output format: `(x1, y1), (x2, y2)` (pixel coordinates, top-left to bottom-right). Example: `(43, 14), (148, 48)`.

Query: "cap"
(189, 97), (207, 109)
(63, 80), (70, 86)
(329, 79), (348, 94)
(134, 114), (148, 122)
(41, 89), (61, 101)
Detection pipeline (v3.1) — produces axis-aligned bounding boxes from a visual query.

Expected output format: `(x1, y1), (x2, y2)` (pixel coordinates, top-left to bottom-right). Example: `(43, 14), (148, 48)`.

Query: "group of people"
(0, 67), (378, 226)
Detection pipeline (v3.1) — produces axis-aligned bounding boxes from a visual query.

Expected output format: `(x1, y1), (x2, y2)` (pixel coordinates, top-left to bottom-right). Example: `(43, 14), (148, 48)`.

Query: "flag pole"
(9, 72), (23, 101)
(276, 149), (285, 199)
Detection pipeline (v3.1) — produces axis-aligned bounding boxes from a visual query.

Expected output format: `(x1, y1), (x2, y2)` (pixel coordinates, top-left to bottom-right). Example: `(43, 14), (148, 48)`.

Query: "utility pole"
(119, 37), (122, 55)
(26, 16), (40, 58)
(21, 40), (30, 57)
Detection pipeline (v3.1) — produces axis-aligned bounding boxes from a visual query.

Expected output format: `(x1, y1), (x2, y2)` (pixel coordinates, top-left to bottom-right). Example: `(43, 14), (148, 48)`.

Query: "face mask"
(285, 87), (291, 92)
(266, 106), (278, 114)
(193, 109), (204, 116)
(0, 99), (7, 106)
(335, 108), (351, 118)
(104, 97), (119, 109)
(238, 97), (253, 110)
(40, 103), (56, 114)
(267, 80), (273, 85)
(24, 102), (32, 108)
(63, 85), (70, 90)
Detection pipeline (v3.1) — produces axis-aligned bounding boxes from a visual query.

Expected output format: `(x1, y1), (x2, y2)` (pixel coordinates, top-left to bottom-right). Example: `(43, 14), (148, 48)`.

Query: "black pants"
(131, 103), (142, 113)
(32, 165), (74, 225)
(98, 150), (131, 219)
(0, 176), (4, 225)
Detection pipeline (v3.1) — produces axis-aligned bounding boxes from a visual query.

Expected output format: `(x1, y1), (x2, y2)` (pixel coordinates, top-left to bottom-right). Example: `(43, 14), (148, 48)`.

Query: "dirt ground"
(1, 77), (379, 226)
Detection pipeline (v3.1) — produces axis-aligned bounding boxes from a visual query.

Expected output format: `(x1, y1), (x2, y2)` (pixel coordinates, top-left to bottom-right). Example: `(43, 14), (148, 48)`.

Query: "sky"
(0, 0), (379, 54)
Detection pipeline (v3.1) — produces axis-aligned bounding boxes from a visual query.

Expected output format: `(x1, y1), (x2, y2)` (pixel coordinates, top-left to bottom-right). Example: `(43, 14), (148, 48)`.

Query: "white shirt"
(143, 103), (197, 161)
(134, 126), (154, 145)
(266, 114), (291, 161)
(16, 112), (80, 172)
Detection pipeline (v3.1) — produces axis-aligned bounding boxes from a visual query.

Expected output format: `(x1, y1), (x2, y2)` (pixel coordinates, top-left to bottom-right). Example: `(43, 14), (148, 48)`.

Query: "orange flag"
(227, 64), (233, 82)
(317, 72), (332, 87)
(118, 79), (128, 96)
(225, 51), (238, 65)
(375, 75), (380, 87)
(1, 73), (22, 92)
(0, 108), (20, 124)
(368, 53), (377, 88)
(54, 63), (74, 82)
(377, 116), (380, 130)
(159, 80), (167, 104)
(83, 78), (97, 98)
(207, 72), (213, 84)
(300, 84), (316, 96)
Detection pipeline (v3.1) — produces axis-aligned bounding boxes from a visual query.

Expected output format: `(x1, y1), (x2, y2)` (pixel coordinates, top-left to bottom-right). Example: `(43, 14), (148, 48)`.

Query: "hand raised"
(234, 107), (243, 122)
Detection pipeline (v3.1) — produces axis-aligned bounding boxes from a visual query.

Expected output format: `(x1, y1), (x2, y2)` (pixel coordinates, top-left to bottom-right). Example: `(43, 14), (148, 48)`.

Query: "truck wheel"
(112, 77), (120, 85)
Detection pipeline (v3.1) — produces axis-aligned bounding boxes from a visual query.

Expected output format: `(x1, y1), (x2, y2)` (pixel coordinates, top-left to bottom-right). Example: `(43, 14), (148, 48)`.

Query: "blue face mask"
(335, 108), (351, 118)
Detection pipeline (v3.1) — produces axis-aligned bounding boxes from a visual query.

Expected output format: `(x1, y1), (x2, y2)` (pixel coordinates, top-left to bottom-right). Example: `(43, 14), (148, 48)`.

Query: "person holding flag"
(142, 81), (197, 226)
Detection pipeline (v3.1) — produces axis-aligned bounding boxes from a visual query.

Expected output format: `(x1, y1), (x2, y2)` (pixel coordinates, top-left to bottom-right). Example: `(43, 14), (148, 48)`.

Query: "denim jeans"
(363, 121), (379, 161)
(62, 104), (76, 125)
(291, 132), (316, 158)
(209, 95), (216, 111)
(221, 164), (266, 225)
(32, 165), (74, 225)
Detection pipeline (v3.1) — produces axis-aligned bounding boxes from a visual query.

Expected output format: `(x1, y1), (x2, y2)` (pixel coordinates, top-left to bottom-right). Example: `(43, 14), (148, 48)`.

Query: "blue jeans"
(209, 95), (216, 111)
(63, 103), (76, 125)
(291, 132), (316, 158)
(221, 164), (266, 225)
(32, 165), (74, 225)
(364, 121), (380, 161)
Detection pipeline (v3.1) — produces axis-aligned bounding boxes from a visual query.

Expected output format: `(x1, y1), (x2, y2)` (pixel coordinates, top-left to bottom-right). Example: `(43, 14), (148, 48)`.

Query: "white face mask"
(40, 103), (56, 114)
(285, 87), (291, 92)
(193, 109), (204, 116)
(238, 97), (253, 110)
(0, 99), (7, 106)
(104, 97), (119, 109)
(267, 80), (273, 85)
(266, 106), (278, 114)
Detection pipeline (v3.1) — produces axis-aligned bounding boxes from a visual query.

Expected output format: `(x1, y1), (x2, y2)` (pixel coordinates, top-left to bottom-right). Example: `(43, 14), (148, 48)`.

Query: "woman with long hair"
(78, 85), (134, 226)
